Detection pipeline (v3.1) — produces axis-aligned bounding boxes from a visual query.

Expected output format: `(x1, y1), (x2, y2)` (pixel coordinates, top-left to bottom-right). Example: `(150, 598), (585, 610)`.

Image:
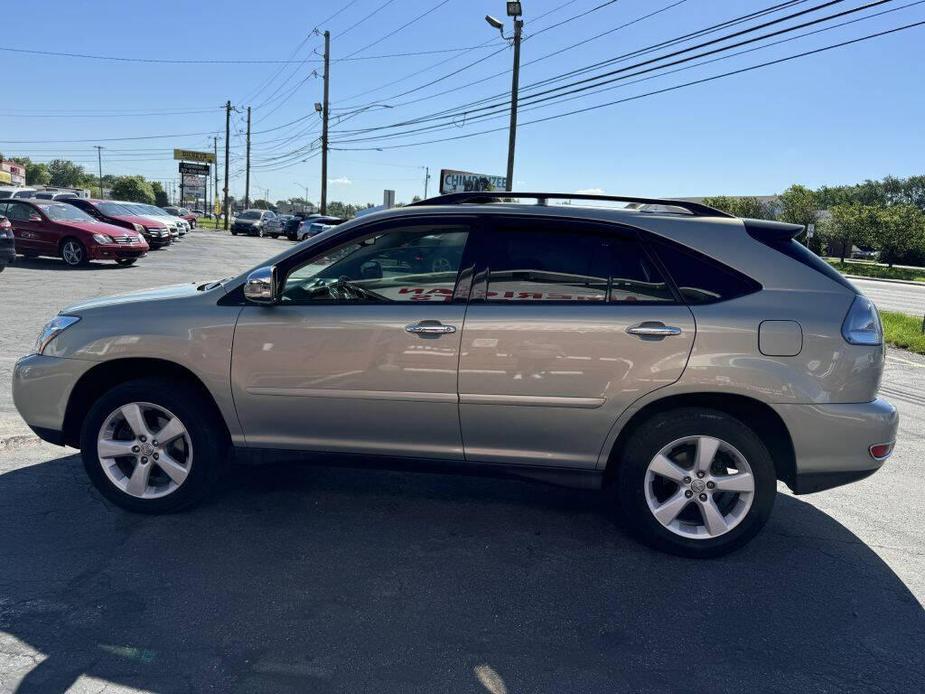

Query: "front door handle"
(405, 320), (457, 336)
(627, 322), (682, 338)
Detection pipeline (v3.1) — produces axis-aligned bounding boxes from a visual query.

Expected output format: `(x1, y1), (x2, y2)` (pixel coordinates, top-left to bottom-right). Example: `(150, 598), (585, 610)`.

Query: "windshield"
(139, 205), (165, 216)
(238, 210), (261, 219)
(97, 202), (134, 217)
(40, 203), (94, 221)
(164, 207), (180, 215)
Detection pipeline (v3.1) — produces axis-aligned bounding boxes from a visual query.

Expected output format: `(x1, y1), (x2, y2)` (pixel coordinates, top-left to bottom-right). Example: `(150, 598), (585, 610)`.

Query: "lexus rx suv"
(1, 198), (148, 267)
(12, 192), (897, 557)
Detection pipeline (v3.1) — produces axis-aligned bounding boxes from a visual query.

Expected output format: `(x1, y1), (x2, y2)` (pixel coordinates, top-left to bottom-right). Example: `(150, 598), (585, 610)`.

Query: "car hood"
(59, 220), (135, 236)
(62, 282), (219, 314)
(115, 214), (166, 228)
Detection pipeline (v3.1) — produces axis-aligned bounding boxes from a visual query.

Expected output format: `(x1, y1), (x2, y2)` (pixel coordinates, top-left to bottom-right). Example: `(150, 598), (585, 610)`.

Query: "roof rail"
(407, 191), (734, 218)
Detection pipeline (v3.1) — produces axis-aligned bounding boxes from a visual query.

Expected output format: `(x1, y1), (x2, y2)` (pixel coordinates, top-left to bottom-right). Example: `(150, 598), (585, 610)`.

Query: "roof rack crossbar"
(407, 191), (734, 218)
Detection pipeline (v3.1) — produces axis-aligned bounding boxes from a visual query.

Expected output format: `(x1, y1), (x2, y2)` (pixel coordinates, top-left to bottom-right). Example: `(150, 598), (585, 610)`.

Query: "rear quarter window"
(650, 239), (761, 304)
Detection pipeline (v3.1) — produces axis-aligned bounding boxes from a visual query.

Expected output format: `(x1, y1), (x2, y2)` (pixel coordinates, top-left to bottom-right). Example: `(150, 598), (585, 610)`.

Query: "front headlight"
(92, 233), (114, 244)
(133, 223), (145, 233)
(34, 315), (80, 355)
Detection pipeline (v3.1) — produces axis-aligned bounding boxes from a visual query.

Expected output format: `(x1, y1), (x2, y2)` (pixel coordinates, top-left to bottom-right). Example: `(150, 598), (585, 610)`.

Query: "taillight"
(869, 443), (894, 461)
(841, 295), (882, 345)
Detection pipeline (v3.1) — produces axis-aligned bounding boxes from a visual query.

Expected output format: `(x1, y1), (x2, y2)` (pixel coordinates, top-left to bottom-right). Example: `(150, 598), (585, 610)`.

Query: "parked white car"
(117, 202), (182, 240)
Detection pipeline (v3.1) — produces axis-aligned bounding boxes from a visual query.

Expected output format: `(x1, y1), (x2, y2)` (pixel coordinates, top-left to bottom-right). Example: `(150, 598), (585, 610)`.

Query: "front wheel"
(80, 379), (227, 513)
(60, 238), (88, 266)
(615, 408), (776, 558)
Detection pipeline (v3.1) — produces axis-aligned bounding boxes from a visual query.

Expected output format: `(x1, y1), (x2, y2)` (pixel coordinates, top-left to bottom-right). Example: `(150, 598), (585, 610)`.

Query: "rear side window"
(480, 220), (675, 303)
(651, 240), (761, 304)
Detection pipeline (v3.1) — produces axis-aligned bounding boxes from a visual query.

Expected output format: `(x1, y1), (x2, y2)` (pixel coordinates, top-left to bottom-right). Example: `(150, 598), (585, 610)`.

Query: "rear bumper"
(773, 398), (898, 494)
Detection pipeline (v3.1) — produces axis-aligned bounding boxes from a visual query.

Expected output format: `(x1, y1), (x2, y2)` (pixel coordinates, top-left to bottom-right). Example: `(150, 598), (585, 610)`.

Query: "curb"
(843, 274), (925, 288)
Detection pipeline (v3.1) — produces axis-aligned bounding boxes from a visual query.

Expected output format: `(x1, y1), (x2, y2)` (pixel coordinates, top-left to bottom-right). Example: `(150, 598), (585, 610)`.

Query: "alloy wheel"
(96, 402), (193, 499)
(61, 240), (83, 266)
(643, 435), (755, 540)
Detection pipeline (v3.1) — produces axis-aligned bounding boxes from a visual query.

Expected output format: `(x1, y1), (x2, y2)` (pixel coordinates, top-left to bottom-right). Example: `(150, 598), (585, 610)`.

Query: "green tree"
(829, 204), (878, 262)
(151, 181), (169, 207)
(252, 199), (272, 210)
(701, 196), (774, 219)
(46, 159), (88, 188)
(872, 204), (925, 268)
(110, 176), (155, 204)
(778, 184), (821, 251)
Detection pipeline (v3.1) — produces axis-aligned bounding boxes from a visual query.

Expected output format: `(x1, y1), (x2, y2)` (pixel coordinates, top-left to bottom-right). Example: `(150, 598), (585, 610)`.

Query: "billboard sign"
(179, 162), (210, 175)
(173, 148), (215, 163)
(0, 170), (11, 185)
(439, 168), (506, 194)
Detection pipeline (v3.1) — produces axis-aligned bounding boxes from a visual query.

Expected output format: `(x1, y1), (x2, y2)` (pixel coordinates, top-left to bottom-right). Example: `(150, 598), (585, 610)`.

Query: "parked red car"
(0, 199), (148, 267)
(64, 198), (171, 248)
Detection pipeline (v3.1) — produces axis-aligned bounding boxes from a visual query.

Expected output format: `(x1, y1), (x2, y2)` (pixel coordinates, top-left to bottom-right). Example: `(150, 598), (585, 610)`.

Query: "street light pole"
(320, 30), (331, 216)
(506, 16), (522, 192)
(94, 145), (104, 198)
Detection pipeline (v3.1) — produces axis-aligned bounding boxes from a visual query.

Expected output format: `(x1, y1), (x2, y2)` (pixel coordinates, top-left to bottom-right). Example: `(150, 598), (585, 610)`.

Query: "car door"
(231, 215), (477, 459)
(4, 202), (45, 253)
(457, 215), (696, 469)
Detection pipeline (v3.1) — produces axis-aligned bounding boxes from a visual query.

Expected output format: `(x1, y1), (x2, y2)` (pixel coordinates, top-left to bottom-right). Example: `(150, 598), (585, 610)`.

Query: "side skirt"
(231, 446), (604, 491)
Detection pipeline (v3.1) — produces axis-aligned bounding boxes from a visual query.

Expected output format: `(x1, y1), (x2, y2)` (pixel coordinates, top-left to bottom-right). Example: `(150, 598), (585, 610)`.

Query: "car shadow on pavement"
(9, 257), (133, 271)
(2, 453), (923, 693)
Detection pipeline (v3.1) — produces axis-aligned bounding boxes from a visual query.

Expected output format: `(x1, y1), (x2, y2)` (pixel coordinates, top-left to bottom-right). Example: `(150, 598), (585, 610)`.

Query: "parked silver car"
(12, 192), (897, 557)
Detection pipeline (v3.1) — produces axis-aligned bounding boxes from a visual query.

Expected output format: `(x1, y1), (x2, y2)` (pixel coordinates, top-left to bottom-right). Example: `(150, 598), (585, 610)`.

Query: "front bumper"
(88, 243), (148, 261)
(13, 354), (97, 444)
(773, 398), (898, 494)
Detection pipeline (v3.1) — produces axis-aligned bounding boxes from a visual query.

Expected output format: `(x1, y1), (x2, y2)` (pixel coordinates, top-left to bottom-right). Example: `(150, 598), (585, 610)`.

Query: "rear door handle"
(405, 321), (457, 336)
(627, 322), (682, 338)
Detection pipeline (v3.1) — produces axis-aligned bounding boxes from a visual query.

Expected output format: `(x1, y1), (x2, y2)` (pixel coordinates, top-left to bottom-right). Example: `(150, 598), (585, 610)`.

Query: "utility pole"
(320, 30), (331, 215)
(213, 136), (219, 219)
(506, 14), (523, 192)
(223, 100), (231, 230)
(423, 166), (431, 198)
(94, 146), (104, 198)
(244, 106), (252, 209)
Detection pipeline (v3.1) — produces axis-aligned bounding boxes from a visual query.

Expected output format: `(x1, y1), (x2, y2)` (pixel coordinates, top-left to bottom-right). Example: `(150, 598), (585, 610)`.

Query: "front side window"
(4, 203), (36, 221)
(480, 220), (674, 303)
(282, 223), (469, 303)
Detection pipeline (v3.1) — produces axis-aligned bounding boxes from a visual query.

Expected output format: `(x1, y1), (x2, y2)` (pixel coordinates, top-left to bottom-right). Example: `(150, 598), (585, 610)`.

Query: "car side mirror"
(244, 265), (280, 305)
(28, 213), (42, 222)
(360, 261), (383, 280)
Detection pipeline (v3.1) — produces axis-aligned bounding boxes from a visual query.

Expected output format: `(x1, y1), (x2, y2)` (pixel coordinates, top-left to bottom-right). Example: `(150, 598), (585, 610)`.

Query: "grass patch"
(827, 259), (925, 283)
(881, 311), (925, 355)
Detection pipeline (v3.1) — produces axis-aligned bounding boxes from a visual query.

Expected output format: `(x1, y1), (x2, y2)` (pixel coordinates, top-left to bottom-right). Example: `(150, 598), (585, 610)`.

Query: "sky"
(1, 0), (924, 206)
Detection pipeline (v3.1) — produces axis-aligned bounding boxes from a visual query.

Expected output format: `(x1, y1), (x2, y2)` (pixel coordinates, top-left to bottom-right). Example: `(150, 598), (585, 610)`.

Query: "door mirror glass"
(244, 266), (279, 304)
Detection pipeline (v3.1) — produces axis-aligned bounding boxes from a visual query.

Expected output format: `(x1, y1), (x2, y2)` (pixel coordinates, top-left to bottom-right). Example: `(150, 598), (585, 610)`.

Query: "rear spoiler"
(742, 218), (805, 243)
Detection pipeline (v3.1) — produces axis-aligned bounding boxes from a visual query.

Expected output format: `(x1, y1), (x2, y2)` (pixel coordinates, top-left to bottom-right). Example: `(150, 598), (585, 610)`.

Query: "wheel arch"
(62, 358), (231, 449)
(604, 392), (796, 489)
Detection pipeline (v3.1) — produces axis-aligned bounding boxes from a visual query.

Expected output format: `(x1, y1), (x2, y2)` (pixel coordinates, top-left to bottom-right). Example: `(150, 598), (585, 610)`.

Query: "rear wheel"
(80, 379), (226, 513)
(60, 238), (88, 266)
(615, 408), (776, 558)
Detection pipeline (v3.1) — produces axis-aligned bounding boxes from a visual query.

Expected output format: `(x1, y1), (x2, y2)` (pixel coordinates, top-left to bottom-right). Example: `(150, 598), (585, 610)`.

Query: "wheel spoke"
(97, 438), (136, 459)
(695, 436), (721, 474)
(713, 471), (754, 493)
(156, 451), (189, 486)
(120, 404), (151, 439)
(700, 497), (729, 536)
(653, 490), (689, 525)
(154, 417), (186, 445)
(125, 461), (151, 497)
(648, 453), (688, 483)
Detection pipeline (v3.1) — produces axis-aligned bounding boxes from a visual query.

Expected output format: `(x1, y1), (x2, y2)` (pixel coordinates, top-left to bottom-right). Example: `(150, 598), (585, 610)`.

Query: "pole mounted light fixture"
(506, 2), (522, 16)
(485, 15), (504, 31)
(314, 102), (323, 113)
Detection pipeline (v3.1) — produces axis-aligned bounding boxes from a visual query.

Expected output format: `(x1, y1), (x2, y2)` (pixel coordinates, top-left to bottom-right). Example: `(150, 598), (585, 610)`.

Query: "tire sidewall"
(616, 408), (776, 558)
(79, 379), (225, 513)
(61, 238), (87, 266)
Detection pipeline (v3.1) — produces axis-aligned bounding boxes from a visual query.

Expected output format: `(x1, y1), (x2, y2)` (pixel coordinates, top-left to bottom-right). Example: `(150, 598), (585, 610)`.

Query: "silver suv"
(12, 192), (897, 557)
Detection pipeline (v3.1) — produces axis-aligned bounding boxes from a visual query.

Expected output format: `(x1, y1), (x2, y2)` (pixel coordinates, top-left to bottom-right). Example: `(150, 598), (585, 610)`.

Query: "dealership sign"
(1, 161), (25, 186)
(173, 148), (215, 163)
(439, 169), (507, 194)
(179, 162), (210, 175)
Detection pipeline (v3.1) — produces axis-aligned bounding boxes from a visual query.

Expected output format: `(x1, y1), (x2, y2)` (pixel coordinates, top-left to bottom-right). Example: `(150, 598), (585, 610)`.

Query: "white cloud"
(329, 177), (352, 185)
(576, 187), (604, 195)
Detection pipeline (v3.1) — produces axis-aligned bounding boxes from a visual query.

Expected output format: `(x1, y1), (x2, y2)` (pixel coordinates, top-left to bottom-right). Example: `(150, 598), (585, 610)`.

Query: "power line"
(339, 0), (401, 39)
(330, 19), (925, 151)
(341, 0), (452, 59)
(0, 45), (321, 64)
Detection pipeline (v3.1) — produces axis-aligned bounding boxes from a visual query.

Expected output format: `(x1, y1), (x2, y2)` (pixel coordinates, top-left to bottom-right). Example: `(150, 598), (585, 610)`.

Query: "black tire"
(60, 238), (89, 266)
(615, 408), (776, 558)
(115, 258), (137, 266)
(79, 378), (227, 514)
(231, 230), (238, 236)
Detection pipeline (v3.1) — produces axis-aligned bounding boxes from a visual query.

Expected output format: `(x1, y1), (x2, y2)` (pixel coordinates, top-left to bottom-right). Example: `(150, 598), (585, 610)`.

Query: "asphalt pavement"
(852, 277), (925, 315)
